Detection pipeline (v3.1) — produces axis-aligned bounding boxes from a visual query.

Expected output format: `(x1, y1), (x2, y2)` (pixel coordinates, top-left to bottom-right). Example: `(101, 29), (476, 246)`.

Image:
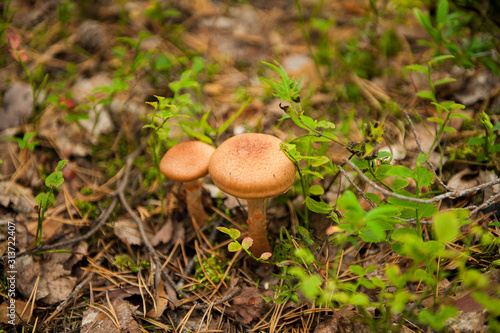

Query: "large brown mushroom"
(208, 133), (296, 257)
(159, 141), (215, 228)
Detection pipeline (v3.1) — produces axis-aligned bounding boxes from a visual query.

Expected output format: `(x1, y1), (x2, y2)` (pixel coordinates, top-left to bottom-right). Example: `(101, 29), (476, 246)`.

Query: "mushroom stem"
(246, 198), (272, 257)
(184, 180), (209, 228)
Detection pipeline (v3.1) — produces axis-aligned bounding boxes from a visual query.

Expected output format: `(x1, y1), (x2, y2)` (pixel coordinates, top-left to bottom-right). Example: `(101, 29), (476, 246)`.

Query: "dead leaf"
(150, 218), (173, 246)
(229, 286), (269, 324)
(0, 181), (35, 214)
(146, 279), (170, 318)
(81, 298), (141, 333)
(447, 168), (480, 191)
(0, 298), (33, 326)
(114, 217), (153, 246)
(0, 82), (35, 130)
(15, 244), (87, 304)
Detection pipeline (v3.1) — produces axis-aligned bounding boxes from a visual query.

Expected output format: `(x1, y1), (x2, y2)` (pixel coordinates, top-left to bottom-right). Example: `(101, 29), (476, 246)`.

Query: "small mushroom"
(159, 141), (215, 228)
(209, 133), (296, 257)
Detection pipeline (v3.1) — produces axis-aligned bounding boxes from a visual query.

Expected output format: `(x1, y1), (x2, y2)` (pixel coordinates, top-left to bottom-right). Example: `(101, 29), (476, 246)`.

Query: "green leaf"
(35, 192), (54, 207)
(260, 252), (272, 260)
(217, 99), (249, 135)
(416, 90), (434, 100)
(360, 223), (387, 242)
(418, 306), (457, 331)
(351, 157), (369, 170)
(467, 137), (484, 145)
(241, 237), (253, 250)
(180, 124), (213, 144)
(301, 275), (322, 299)
(228, 241), (242, 252)
(413, 166), (434, 186)
(427, 116), (444, 125)
(449, 113), (471, 120)
(405, 64), (428, 73)
(45, 160), (67, 187)
(391, 178), (409, 190)
(436, 0), (449, 26)
(433, 210), (469, 243)
(434, 78), (456, 86)
(317, 120), (336, 129)
(349, 265), (365, 277)
(429, 54), (455, 65)
(391, 227), (418, 242)
(298, 226), (315, 246)
(309, 185), (324, 196)
(304, 197), (333, 214)
(385, 165), (415, 179)
(310, 155), (330, 167)
(416, 154), (429, 165)
(217, 227), (241, 240)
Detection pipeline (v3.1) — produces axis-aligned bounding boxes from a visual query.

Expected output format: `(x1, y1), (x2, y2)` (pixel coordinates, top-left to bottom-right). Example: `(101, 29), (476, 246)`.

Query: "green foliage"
(193, 254), (230, 290)
(2, 132), (39, 151)
(413, 0), (500, 74)
(257, 56), (500, 331)
(34, 160), (67, 246)
(113, 254), (150, 273)
(217, 227), (272, 261)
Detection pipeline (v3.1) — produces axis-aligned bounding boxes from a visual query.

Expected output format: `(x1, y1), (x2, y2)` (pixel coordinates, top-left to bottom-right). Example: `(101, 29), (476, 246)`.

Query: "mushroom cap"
(209, 133), (296, 199)
(160, 141), (216, 182)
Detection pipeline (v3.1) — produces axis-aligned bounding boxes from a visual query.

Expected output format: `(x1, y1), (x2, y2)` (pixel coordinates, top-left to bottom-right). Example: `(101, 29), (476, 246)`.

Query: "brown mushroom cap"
(160, 141), (216, 182)
(208, 133), (296, 199)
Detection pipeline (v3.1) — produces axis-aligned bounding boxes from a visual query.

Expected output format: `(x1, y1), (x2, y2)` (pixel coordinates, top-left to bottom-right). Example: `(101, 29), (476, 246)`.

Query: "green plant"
(34, 160), (67, 246)
(113, 254), (150, 273)
(193, 254), (230, 290)
(413, 0), (500, 74)
(2, 132), (39, 151)
(465, 112), (500, 167)
(256, 58), (500, 331)
(217, 227), (272, 261)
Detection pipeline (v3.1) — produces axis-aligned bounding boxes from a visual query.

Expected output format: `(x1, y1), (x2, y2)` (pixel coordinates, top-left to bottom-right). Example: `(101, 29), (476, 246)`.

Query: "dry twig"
(344, 158), (500, 206)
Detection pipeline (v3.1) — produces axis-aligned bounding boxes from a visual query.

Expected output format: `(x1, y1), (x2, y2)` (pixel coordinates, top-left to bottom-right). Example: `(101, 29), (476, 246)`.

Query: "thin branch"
(344, 158), (500, 204)
(179, 286), (242, 310)
(337, 165), (376, 208)
(470, 191), (500, 217)
(403, 109), (450, 191)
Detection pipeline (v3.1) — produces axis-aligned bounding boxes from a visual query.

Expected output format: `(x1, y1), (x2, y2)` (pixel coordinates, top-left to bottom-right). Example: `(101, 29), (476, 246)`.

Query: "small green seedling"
(34, 160), (67, 246)
(3, 132), (39, 151)
(217, 227), (272, 261)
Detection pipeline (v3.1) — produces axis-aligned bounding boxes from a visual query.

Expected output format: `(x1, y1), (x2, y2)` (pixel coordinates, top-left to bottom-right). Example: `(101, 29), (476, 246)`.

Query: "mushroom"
(208, 133), (296, 257)
(159, 141), (215, 228)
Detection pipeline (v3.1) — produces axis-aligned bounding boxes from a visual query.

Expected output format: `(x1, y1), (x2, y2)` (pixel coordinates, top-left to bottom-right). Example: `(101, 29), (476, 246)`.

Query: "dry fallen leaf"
(15, 241), (87, 305)
(0, 298), (33, 326)
(146, 279), (170, 318)
(81, 298), (141, 333)
(113, 217), (153, 246)
(229, 286), (269, 324)
(150, 218), (173, 246)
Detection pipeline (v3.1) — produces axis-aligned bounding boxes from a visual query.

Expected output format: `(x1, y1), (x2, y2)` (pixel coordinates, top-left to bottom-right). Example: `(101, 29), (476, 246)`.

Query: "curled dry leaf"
(113, 217), (153, 246)
(81, 298), (141, 333)
(0, 298), (33, 326)
(447, 168), (480, 191)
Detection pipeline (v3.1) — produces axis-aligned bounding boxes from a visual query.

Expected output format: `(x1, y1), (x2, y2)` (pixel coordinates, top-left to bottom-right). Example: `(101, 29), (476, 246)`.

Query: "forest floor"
(1, 0), (500, 332)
